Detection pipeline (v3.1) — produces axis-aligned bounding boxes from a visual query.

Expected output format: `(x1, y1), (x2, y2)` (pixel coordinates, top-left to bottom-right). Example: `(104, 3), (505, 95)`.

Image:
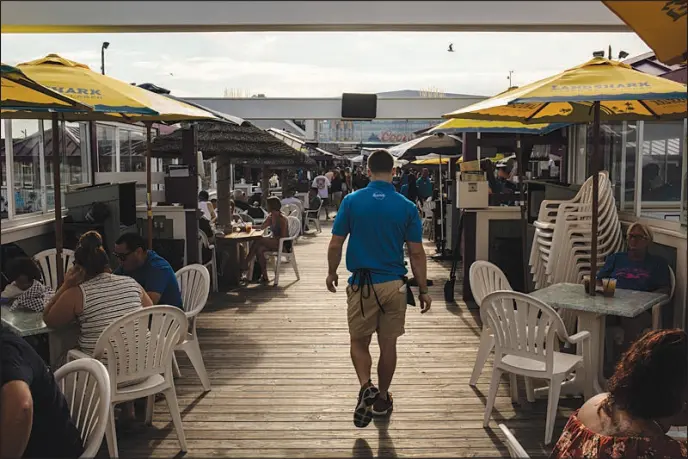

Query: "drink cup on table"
(582, 275), (591, 294)
(245, 222), (252, 233)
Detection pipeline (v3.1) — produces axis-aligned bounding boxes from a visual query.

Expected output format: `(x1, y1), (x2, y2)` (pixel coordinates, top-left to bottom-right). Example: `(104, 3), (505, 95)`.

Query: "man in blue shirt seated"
(416, 168), (433, 201)
(113, 233), (183, 308)
(326, 149), (431, 429)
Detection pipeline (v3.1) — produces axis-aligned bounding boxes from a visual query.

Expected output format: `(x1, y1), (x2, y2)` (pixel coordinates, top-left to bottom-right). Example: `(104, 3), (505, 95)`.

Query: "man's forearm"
(409, 253), (428, 291)
(327, 245), (342, 275)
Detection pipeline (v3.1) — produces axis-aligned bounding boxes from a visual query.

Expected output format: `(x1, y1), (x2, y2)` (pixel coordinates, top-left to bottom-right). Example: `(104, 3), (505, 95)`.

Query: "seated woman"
(1, 257), (53, 312)
(597, 222), (670, 293)
(597, 223), (671, 353)
(43, 231), (153, 356)
(43, 231), (153, 422)
(550, 329), (687, 459)
(241, 197), (289, 283)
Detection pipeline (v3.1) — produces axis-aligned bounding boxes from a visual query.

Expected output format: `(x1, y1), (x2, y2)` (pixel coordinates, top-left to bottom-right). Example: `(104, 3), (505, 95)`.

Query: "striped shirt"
(77, 273), (143, 356)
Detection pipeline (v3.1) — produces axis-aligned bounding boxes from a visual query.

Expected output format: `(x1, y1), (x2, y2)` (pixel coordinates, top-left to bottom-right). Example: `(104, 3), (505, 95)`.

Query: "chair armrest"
(68, 349), (91, 361)
(567, 331), (590, 344)
(498, 424), (529, 459)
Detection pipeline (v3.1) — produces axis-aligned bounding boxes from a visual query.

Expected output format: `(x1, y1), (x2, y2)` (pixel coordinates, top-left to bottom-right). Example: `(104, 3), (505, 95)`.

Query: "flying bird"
(447, 43), (454, 52)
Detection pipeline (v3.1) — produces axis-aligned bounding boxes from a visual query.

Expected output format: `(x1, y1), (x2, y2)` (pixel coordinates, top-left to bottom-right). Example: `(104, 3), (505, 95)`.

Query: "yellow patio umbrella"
(412, 157), (452, 166)
(2, 63), (93, 114)
(603, 1), (687, 66)
(17, 54), (217, 252)
(443, 57), (687, 124)
(443, 56), (688, 296)
(429, 117), (566, 135)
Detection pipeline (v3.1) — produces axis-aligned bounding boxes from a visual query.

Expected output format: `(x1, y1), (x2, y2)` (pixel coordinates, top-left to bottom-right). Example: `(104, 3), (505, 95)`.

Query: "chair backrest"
(481, 291), (568, 373)
(282, 203), (298, 215)
(469, 261), (513, 306)
(498, 424), (530, 459)
(92, 306), (187, 387)
(198, 230), (211, 249)
(286, 216), (301, 239)
(176, 264), (210, 317)
(668, 265), (676, 300)
(54, 358), (111, 459)
(33, 248), (76, 290)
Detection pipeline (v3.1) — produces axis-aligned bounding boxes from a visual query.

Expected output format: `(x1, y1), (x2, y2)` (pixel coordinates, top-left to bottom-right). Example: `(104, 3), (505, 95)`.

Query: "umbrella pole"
(589, 102), (601, 296)
(439, 155), (445, 254)
(146, 123), (153, 250)
(52, 112), (64, 286)
(516, 135), (529, 293)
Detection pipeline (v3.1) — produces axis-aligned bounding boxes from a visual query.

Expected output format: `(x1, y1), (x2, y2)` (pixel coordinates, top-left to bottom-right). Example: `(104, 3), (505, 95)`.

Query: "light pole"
(593, 47), (629, 61)
(507, 70), (514, 89)
(101, 42), (110, 75)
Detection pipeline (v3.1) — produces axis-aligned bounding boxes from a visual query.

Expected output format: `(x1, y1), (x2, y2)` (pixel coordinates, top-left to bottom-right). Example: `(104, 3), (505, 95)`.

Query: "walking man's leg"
(348, 298), (380, 429)
(372, 281), (407, 416)
(377, 336), (397, 398)
(350, 335), (372, 385)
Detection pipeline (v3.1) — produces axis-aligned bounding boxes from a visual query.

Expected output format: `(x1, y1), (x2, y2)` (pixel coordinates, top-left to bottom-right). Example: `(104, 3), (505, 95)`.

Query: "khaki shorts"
(347, 280), (406, 339)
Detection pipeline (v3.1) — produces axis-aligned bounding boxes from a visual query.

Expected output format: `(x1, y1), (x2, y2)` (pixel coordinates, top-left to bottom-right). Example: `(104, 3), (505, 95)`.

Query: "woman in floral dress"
(550, 329), (687, 459)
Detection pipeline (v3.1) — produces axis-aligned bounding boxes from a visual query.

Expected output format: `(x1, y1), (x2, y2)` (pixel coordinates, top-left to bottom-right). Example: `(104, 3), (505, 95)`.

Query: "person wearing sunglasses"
(597, 222), (671, 359)
(112, 233), (182, 309)
(597, 222), (670, 294)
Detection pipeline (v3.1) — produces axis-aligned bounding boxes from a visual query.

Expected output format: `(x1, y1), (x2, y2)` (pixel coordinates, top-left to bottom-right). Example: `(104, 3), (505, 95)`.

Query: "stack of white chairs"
(529, 172), (622, 290)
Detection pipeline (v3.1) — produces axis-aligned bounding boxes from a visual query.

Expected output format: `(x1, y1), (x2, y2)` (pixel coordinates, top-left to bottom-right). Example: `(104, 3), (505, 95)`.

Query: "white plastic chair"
(264, 216), (301, 286)
(652, 265), (675, 329)
(468, 261), (513, 387)
(33, 248), (75, 290)
(481, 291), (591, 445)
(68, 306), (189, 458)
(54, 358), (111, 459)
(305, 199), (323, 233)
(198, 230), (218, 293)
(498, 424), (530, 459)
(173, 264), (211, 392)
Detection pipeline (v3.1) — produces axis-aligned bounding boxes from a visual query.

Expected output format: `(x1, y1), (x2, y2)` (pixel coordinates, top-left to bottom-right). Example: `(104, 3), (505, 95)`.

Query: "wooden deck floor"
(119, 223), (581, 458)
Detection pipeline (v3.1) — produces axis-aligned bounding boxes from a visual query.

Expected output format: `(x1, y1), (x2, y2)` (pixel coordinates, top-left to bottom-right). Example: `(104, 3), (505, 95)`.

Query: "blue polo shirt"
(114, 250), (183, 308)
(417, 177), (433, 198)
(332, 181), (423, 285)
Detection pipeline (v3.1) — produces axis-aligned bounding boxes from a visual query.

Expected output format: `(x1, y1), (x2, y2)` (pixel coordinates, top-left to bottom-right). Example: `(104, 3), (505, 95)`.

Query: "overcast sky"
(2, 31), (650, 98)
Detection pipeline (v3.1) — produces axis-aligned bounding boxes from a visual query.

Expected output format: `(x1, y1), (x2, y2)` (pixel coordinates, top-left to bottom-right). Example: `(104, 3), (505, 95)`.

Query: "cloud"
(1, 31), (651, 98)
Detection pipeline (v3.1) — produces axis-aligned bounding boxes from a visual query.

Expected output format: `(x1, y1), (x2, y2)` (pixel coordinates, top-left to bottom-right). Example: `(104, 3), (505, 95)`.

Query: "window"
(569, 119), (687, 226)
(10, 120), (43, 215)
(1, 118), (92, 223)
(97, 124), (115, 172)
(639, 120), (685, 222)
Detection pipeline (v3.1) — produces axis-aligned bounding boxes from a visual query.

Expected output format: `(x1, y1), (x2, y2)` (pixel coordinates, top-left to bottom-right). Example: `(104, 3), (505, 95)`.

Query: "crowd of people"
(2, 153), (686, 458)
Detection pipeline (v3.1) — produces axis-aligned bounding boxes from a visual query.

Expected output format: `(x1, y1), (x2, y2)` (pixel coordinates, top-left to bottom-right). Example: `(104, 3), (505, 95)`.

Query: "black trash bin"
(490, 236), (525, 293)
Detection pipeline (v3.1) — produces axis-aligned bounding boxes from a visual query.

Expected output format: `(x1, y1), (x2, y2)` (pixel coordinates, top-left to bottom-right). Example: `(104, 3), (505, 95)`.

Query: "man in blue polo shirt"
(416, 168), (433, 201)
(326, 149), (431, 429)
(113, 233), (183, 309)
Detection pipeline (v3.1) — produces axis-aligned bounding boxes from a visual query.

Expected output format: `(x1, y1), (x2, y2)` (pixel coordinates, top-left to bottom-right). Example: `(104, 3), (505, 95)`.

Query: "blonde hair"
(627, 222), (653, 242)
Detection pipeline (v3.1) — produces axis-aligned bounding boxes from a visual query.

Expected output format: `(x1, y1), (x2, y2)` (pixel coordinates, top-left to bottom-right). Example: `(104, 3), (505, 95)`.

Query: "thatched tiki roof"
(145, 120), (316, 168)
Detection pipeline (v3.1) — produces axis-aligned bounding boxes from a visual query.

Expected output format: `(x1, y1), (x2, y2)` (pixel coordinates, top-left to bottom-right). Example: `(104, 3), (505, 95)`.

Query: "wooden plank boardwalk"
(119, 223), (581, 458)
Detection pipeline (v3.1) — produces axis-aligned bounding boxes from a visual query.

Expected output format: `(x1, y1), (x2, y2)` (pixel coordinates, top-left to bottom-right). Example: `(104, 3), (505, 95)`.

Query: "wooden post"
(146, 123), (153, 249)
(52, 113), (64, 286)
(216, 155), (231, 227)
(261, 165), (269, 207)
(589, 102), (601, 296)
(461, 132), (478, 303)
(182, 125), (200, 264)
(516, 135), (529, 293)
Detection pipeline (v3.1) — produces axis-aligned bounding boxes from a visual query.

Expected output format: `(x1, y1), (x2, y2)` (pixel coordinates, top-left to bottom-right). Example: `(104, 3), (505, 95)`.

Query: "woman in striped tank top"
(43, 231), (153, 356)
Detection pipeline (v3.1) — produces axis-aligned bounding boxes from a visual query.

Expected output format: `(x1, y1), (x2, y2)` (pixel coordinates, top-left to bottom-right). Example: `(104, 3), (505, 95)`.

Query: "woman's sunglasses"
(628, 234), (648, 241)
